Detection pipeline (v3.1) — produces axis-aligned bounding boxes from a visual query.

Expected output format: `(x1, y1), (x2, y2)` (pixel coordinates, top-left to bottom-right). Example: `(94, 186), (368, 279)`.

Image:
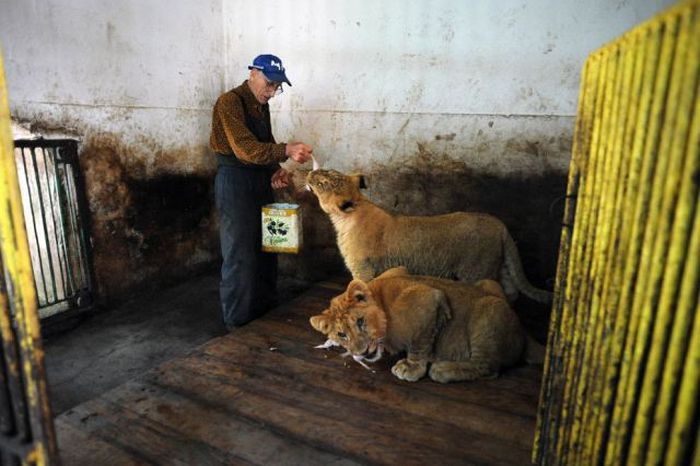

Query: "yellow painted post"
(610, 11), (688, 463)
(658, 63), (700, 466)
(0, 46), (57, 463)
(603, 15), (679, 463)
(575, 34), (637, 464)
(591, 24), (661, 460)
(628, 7), (699, 463)
(533, 55), (593, 464)
(553, 52), (608, 461)
(565, 47), (622, 458)
(535, 1), (700, 464)
(662, 221), (699, 464)
(582, 37), (630, 463)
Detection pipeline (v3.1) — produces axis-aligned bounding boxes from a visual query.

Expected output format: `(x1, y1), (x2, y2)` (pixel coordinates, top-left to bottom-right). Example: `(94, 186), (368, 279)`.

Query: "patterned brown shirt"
(210, 80), (287, 166)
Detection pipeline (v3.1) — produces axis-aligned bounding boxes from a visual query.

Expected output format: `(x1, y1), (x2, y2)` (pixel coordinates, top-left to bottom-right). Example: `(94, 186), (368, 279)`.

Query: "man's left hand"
(271, 168), (291, 189)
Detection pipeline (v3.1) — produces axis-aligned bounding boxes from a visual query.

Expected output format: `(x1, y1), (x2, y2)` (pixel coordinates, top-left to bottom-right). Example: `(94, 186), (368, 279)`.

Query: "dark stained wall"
(78, 134), (218, 304)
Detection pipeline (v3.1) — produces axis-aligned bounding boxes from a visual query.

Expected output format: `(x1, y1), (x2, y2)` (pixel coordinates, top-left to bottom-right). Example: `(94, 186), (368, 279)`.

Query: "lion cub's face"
(306, 169), (366, 215)
(310, 280), (386, 357)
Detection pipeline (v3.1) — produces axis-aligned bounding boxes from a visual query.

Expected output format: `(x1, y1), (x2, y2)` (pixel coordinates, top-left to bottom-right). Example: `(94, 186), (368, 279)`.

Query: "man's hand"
(285, 141), (313, 164)
(271, 168), (291, 190)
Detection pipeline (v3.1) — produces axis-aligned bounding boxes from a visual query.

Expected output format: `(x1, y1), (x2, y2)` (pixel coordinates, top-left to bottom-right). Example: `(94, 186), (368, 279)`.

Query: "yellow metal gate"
(0, 48), (57, 463)
(535, 1), (699, 464)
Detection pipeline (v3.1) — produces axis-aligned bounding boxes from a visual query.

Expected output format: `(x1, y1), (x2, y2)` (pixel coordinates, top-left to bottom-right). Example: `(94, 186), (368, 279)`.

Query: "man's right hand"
(286, 142), (313, 164)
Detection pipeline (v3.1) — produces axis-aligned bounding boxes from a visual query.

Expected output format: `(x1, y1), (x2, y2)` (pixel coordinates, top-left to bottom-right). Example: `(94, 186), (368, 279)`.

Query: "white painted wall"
(225, 0), (675, 175)
(230, 0), (673, 115)
(1, 0), (676, 176)
(1, 0), (223, 175)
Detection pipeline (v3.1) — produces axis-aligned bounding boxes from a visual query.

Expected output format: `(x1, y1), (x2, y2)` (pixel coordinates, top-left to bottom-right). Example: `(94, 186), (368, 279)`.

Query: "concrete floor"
(43, 271), (311, 415)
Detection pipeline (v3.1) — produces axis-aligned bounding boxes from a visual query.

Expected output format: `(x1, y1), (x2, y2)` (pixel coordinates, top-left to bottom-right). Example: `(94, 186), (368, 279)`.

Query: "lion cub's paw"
(391, 358), (428, 382)
(428, 360), (496, 383)
(428, 363), (461, 383)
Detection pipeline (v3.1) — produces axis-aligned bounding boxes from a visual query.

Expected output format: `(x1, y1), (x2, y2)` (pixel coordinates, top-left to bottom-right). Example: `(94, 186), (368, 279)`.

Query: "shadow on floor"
(42, 271), (312, 415)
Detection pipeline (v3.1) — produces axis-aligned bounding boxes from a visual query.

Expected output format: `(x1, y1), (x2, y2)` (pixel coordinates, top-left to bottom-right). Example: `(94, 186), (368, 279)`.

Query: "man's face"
(248, 70), (282, 104)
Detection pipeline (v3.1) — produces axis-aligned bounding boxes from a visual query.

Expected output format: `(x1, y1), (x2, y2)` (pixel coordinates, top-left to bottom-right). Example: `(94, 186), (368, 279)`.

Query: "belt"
(216, 153), (274, 171)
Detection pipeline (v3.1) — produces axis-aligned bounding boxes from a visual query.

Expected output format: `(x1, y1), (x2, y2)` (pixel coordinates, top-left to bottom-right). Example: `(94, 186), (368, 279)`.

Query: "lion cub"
(310, 267), (542, 383)
(306, 169), (551, 303)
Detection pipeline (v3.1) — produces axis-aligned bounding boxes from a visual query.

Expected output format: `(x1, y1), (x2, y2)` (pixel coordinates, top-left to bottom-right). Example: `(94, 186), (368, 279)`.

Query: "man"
(210, 53), (312, 329)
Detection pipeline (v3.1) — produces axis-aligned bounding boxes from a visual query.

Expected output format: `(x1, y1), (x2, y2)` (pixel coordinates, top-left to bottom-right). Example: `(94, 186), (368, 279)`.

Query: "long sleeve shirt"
(210, 81), (287, 166)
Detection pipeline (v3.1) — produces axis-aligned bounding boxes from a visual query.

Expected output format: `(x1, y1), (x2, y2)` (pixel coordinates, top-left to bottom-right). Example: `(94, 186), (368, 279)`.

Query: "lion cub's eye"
(337, 332), (348, 340)
(356, 317), (365, 330)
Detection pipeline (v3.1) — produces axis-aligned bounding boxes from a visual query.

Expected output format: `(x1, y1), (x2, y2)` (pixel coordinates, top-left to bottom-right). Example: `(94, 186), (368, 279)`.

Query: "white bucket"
(261, 203), (302, 253)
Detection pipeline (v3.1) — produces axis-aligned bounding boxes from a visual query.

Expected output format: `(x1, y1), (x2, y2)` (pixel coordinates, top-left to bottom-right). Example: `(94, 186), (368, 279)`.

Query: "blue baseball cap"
(248, 54), (292, 86)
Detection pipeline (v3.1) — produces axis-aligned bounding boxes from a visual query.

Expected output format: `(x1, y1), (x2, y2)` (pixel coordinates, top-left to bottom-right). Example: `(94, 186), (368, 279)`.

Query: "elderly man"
(210, 53), (312, 329)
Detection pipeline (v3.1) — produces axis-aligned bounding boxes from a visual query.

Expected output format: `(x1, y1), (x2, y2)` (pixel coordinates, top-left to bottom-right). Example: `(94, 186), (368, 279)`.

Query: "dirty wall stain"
(276, 150), (565, 340)
(61, 124), (566, 313)
(280, 149), (567, 294)
(79, 134), (218, 304)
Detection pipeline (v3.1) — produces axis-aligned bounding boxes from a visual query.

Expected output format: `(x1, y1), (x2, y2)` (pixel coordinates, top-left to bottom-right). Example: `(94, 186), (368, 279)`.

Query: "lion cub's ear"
(309, 314), (331, 334)
(339, 200), (355, 212)
(350, 174), (367, 190)
(347, 279), (371, 303)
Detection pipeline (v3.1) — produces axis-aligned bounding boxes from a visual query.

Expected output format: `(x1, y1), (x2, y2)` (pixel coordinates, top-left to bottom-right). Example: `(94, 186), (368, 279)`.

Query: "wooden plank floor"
(55, 279), (542, 465)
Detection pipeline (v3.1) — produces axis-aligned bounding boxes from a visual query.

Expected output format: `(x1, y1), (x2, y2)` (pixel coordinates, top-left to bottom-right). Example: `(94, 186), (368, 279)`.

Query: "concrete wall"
(244, 0), (674, 286)
(1, 0), (223, 302)
(228, 0), (673, 173)
(0, 0), (676, 302)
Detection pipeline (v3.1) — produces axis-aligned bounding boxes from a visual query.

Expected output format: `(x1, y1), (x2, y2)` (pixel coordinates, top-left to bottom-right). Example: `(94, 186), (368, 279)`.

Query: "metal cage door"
(12, 140), (93, 320)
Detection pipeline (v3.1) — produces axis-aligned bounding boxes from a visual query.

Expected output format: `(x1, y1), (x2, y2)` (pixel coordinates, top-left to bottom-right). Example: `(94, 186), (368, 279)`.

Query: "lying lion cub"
(306, 169), (551, 303)
(310, 267), (543, 383)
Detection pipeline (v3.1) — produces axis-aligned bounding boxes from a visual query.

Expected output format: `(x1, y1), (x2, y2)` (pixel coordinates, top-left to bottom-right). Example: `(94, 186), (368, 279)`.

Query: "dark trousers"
(215, 164), (277, 328)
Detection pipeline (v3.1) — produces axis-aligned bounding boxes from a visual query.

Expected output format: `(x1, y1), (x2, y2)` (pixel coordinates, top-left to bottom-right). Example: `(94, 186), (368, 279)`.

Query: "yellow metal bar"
(591, 23), (661, 459)
(533, 56), (593, 464)
(663, 225), (699, 465)
(605, 12), (680, 464)
(0, 47), (56, 463)
(568, 43), (625, 462)
(575, 34), (639, 465)
(641, 11), (700, 462)
(534, 55), (598, 463)
(537, 54), (601, 464)
(554, 50), (610, 462)
(535, 1), (700, 464)
(629, 10), (698, 464)
(586, 29), (645, 460)
(620, 8), (694, 463)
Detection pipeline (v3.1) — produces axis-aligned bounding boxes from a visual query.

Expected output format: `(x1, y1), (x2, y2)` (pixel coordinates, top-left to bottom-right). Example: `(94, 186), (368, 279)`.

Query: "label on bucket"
(261, 203), (302, 253)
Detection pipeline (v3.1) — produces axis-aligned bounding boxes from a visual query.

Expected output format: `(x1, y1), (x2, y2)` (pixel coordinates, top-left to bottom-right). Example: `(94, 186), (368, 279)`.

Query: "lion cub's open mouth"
(313, 338), (384, 371)
(362, 343), (383, 362)
(350, 341), (384, 370)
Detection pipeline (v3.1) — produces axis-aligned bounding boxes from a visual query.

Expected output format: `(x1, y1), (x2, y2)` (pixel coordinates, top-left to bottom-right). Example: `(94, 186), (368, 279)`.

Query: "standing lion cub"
(310, 267), (543, 383)
(306, 169), (551, 303)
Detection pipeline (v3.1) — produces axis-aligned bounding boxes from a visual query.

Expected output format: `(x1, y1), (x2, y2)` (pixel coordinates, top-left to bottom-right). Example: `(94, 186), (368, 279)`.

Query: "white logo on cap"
(270, 59), (282, 70)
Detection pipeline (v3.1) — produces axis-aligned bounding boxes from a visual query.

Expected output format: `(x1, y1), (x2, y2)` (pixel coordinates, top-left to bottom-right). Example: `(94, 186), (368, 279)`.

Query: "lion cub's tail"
(503, 232), (553, 304)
